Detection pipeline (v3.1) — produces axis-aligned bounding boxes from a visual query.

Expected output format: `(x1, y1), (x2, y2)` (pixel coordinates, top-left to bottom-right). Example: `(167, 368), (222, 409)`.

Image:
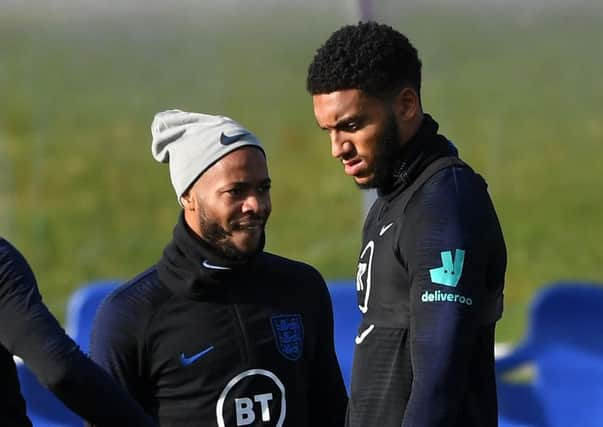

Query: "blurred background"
(1, 0), (602, 347)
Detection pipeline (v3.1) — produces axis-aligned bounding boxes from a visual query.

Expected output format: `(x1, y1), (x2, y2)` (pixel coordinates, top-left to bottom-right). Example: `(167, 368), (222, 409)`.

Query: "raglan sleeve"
(305, 268), (349, 426)
(0, 239), (155, 426)
(397, 169), (496, 427)
(89, 284), (153, 424)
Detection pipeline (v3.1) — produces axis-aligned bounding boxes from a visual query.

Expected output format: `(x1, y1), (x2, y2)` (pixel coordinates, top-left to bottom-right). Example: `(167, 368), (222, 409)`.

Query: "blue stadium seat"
(17, 280), (120, 427)
(16, 361), (82, 427)
(496, 281), (603, 427)
(327, 280), (360, 394)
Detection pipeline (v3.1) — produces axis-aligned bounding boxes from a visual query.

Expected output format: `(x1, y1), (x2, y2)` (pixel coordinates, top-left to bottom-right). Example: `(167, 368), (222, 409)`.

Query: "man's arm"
(0, 238), (155, 426)
(89, 280), (154, 422)
(306, 272), (349, 426)
(398, 169), (496, 426)
(403, 286), (479, 426)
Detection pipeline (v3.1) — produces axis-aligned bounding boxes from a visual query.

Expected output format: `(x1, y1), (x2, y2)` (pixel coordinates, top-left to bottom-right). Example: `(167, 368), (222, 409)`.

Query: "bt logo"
(235, 393), (274, 425)
(217, 369), (286, 427)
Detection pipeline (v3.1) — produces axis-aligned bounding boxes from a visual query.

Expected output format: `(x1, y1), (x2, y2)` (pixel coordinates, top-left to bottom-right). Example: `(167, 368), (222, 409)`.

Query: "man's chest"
(356, 205), (411, 326)
(145, 300), (312, 399)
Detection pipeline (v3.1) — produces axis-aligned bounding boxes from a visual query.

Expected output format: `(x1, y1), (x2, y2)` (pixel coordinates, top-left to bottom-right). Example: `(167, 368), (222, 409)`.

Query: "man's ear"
(393, 87), (420, 122)
(180, 189), (194, 210)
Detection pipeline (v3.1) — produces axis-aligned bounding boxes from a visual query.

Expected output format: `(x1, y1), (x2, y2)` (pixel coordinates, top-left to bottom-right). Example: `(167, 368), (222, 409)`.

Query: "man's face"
(183, 147), (272, 260)
(312, 89), (402, 189)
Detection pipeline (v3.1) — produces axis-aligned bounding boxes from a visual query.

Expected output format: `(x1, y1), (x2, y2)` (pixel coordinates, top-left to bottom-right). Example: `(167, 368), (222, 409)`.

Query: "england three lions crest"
(271, 314), (304, 361)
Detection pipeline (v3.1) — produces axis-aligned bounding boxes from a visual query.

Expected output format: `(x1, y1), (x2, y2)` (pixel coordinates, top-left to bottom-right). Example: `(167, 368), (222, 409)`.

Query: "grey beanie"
(151, 109), (264, 206)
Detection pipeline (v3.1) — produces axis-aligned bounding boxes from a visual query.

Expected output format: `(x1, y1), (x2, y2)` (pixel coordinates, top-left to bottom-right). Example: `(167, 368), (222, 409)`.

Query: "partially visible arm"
(89, 282), (150, 411)
(307, 271), (348, 426)
(0, 238), (155, 426)
(402, 286), (479, 426)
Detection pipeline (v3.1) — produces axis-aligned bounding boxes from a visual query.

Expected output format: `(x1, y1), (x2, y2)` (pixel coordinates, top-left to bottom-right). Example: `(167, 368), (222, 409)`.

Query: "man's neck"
(400, 110), (424, 146)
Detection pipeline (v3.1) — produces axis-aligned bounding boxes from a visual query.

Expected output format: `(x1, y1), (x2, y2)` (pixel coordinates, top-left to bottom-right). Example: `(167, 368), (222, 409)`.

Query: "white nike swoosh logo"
(379, 222), (394, 236)
(355, 324), (375, 344)
(202, 260), (231, 270)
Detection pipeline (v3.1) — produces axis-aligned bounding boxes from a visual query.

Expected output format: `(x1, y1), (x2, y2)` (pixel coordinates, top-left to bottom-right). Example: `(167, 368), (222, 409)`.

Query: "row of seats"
(17, 280), (603, 426)
(496, 282), (603, 427)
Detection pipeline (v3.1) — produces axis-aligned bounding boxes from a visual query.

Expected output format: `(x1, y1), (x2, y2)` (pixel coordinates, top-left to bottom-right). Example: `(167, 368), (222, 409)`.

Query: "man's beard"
(356, 113), (404, 190)
(198, 210), (266, 261)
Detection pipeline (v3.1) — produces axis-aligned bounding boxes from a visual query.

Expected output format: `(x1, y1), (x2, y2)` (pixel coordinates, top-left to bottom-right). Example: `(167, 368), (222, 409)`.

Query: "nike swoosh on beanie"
(150, 109), (264, 206)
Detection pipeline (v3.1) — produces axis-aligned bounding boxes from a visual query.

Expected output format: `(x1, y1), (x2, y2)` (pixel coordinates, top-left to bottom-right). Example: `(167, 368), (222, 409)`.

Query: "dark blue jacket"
(91, 216), (348, 426)
(346, 116), (506, 427)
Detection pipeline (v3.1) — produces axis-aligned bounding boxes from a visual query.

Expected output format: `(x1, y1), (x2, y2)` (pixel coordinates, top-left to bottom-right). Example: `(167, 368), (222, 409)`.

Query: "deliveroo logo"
(429, 249), (465, 287)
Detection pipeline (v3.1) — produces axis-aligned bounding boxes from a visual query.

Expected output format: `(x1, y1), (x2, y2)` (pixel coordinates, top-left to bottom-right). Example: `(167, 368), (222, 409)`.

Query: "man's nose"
(330, 130), (347, 158)
(242, 192), (270, 214)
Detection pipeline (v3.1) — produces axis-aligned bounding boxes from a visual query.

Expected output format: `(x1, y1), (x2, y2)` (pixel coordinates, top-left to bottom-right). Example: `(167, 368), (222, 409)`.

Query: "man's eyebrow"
(225, 177), (272, 187)
(317, 115), (361, 131)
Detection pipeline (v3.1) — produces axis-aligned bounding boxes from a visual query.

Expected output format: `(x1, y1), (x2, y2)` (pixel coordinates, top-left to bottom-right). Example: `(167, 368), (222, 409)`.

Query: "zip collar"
(156, 212), (262, 299)
(378, 114), (458, 201)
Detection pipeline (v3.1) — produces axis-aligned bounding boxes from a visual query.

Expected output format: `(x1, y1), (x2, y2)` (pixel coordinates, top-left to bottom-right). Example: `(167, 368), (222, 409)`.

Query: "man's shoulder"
(100, 266), (172, 318)
(0, 238), (37, 297)
(258, 253), (331, 305)
(91, 267), (174, 360)
(407, 160), (488, 211)
(0, 237), (16, 257)
(0, 238), (28, 271)
(259, 252), (325, 283)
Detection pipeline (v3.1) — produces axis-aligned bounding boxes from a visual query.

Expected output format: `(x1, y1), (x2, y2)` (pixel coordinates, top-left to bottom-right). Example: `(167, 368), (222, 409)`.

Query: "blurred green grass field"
(1, 2), (602, 344)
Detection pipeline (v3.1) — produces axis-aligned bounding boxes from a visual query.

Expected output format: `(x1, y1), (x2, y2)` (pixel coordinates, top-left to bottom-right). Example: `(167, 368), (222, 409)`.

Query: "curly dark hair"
(306, 21), (422, 99)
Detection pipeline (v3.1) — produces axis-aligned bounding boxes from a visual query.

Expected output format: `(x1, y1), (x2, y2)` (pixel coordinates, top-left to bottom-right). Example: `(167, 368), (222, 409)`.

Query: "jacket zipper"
(232, 304), (250, 365)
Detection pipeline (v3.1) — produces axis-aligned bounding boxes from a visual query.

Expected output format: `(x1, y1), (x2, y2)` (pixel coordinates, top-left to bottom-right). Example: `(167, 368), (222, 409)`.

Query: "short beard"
(198, 209), (265, 261)
(356, 113), (403, 190)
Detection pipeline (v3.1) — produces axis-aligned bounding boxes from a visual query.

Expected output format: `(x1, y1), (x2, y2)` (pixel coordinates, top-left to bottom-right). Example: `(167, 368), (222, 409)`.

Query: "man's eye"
(344, 122), (359, 132)
(259, 184), (271, 193)
(227, 188), (243, 196)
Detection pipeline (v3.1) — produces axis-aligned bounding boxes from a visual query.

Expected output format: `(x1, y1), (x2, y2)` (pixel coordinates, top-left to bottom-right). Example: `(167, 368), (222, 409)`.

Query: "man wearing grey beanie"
(89, 110), (348, 426)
